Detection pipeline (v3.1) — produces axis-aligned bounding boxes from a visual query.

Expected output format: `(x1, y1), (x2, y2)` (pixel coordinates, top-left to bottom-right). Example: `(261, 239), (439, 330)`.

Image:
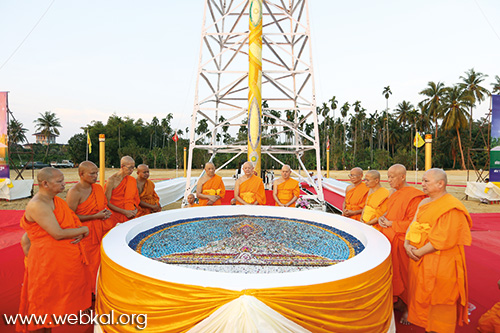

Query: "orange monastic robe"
(275, 178), (300, 206)
(406, 193), (472, 333)
(344, 182), (369, 221)
(198, 174), (226, 206)
(382, 186), (426, 303)
(478, 302), (500, 332)
(17, 196), (91, 332)
(136, 179), (160, 217)
(103, 175), (140, 232)
(75, 183), (108, 292)
(362, 187), (389, 231)
(237, 175), (266, 205)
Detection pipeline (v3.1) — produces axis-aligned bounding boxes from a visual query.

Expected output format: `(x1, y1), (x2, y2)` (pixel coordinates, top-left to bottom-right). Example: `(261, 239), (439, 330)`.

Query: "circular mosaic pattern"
(129, 215), (365, 273)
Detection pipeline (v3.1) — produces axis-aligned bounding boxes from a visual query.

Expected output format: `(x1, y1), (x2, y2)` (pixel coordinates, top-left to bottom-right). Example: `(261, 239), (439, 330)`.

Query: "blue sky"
(1, 0), (499, 143)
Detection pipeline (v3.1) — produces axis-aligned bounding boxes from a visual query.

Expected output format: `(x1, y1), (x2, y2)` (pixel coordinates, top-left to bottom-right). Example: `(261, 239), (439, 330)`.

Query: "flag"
(326, 138), (330, 150)
(172, 132), (179, 142)
(87, 130), (92, 154)
(413, 132), (424, 148)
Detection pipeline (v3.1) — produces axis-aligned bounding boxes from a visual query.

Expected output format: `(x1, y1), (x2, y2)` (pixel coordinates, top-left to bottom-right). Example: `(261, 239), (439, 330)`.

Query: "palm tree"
(441, 86), (473, 170)
(419, 81), (446, 139)
(340, 102), (350, 165)
(394, 100), (414, 150)
(329, 96), (338, 164)
(382, 86), (392, 151)
(34, 111), (62, 158)
(491, 75), (500, 94)
(458, 68), (489, 140)
(352, 101), (362, 162)
(8, 119), (28, 144)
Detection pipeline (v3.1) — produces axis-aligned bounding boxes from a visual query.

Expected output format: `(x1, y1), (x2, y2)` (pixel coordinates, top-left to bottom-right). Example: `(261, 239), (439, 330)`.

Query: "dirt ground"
(2, 168), (499, 214)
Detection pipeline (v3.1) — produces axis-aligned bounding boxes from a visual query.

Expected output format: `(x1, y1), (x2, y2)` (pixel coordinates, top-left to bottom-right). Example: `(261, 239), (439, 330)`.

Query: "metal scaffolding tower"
(185, 0), (324, 204)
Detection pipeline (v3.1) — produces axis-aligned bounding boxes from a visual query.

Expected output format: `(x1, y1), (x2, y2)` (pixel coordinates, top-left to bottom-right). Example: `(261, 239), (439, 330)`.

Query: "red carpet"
(1, 209), (498, 332)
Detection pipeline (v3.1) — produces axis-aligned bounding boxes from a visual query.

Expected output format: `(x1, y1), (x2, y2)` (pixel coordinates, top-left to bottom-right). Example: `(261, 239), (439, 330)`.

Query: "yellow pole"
(425, 134), (432, 170)
(326, 148), (330, 178)
(99, 134), (105, 188)
(248, 0), (263, 176)
(183, 147), (187, 178)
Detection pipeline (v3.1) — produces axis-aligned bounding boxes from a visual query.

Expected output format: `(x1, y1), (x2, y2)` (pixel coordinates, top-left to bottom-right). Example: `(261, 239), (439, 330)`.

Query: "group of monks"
(17, 156), (160, 332)
(342, 164), (476, 332)
(186, 161), (300, 208)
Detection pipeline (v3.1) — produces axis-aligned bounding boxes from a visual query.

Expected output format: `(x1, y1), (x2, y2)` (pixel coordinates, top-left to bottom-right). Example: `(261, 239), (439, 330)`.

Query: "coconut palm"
(340, 102), (350, 165)
(419, 81), (446, 138)
(8, 119), (28, 144)
(441, 86), (473, 170)
(394, 100), (414, 150)
(458, 68), (490, 140)
(382, 86), (392, 151)
(34, 111), (62, 158)
(491, 75), (500, 94)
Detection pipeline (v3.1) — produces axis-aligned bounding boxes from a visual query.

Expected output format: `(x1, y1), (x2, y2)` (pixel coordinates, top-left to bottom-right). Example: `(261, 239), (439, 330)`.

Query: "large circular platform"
(97, 206), (394, 332)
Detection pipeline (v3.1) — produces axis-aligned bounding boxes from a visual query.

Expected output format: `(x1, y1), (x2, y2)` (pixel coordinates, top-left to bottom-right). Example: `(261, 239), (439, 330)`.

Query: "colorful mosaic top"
(129, 215), (365, 273)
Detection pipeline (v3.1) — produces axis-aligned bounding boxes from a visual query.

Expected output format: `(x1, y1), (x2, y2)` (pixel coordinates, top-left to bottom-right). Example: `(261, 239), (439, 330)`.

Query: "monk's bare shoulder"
(107, 173), (123, 189)
(345, 184), (354, 192)
(24, 197), (51, 222)
(273, 177), (285, 186)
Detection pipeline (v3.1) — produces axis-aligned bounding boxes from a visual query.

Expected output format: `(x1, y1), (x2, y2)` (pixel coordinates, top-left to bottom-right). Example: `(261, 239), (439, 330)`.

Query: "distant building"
(33, 132), (58, 145)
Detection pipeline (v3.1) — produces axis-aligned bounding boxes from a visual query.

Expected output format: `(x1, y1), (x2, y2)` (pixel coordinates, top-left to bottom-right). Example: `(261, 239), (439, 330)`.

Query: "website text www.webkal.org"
(3, 310), (147, 330)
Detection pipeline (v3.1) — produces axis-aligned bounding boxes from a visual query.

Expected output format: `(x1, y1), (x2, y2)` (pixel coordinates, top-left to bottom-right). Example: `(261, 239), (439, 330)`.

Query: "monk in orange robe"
(196, 162), (226, 206)
(273, 164), (300, 207)
(342, 167), (369, 220)
(104, 156), (140, 232)
(136, 164), (161, 217)
(405, 168), (472, 333)
(184, 193), (200, 208)
(378, 164), (426, 325)
(361, 170), (389, 231)
(234, 161), (266, 205)
(17, 167), (91, 332)
(477, 279), (500, 332)
(66, 161), (112, 293)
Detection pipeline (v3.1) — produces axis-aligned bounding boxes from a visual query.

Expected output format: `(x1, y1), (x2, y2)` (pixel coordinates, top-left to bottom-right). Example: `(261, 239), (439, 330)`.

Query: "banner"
(413, 132), (424, 148)
(0, 92), (9, 179)
(491, 95), (500, 182)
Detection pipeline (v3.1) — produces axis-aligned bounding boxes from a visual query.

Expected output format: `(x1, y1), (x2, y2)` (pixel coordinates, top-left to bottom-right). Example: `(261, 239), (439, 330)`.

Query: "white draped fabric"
(465, 182), (500, 202)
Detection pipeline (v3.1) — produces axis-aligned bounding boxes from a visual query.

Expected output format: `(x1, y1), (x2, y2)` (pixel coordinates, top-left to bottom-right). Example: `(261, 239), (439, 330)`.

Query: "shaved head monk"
(360, 170), (389, 231)
(477, 279), (500, 332)
(234, 161), (266, 205)
(185, 194), (199, 208)
(17, 167), (91, 332)
(104, 156), (140, 232)
(135, 164), (161, 217)
(378, 164), (426, 325)
(273, 164), (299, 207)
(342, 167), (369, 220)
(404, 168), (472, 332)
(66, 161), (111, 293)
(196, 162), (226, 206)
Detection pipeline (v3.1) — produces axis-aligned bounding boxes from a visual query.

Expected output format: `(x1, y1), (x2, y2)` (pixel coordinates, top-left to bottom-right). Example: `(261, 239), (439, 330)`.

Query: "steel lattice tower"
(185, 0), (324, 204)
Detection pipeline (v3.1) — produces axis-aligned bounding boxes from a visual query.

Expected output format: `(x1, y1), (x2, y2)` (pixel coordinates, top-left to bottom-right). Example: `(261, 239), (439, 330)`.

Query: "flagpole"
(86, 129), (89, 161)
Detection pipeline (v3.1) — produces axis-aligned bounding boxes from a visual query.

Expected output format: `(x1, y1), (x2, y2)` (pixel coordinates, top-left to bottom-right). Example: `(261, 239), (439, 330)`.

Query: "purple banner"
(0, 92), (8, 179)
(491, 95), (500, 182)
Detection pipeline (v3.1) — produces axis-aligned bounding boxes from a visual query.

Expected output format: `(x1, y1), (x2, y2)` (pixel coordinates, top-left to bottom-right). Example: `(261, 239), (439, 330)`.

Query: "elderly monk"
(361, 170), (389, 231)
(404, 168), (472, 333)
(66, 161), (111, 293)
(17, 168), (91, 332)
(104, 156), (140, 232)
(378, 164), (426, 325)
(196, 162), (226, 206)
(136, 164), (161, 217)
(234, 161), (266, 205)
(342, 167), (369, 220)
(273, 164), (300, 207)
(477, 279), (500, 332)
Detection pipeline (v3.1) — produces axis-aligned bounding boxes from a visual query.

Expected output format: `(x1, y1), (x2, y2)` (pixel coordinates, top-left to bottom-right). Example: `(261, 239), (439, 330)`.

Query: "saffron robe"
(382, 186), (425, 303)
(103, 175), (140, 232)
(17, 196), (91, 332)
(75, 183), (108, 292)
(344, 182), (369, 221)
(478, 302), (500, 333)
(236, 175), (266, 205)
(406, 193), (472, 333)
(362, 187), (389, 231)
(275, 178), (300, 206)
(198, 174), (226, 206)
(136, 179), (160, 217)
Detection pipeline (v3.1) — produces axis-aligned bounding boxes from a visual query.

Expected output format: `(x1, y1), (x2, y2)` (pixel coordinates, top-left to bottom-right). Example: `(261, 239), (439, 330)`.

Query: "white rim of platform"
(102, 206), (391, 291)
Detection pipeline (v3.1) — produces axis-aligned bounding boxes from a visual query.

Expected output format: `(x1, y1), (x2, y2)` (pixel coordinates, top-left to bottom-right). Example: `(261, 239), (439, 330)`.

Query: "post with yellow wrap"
(99, 134), (105, 188)
(425, 134), (432, 170)
(248, 0), (263, 175)
(184, 147), (187, 178)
